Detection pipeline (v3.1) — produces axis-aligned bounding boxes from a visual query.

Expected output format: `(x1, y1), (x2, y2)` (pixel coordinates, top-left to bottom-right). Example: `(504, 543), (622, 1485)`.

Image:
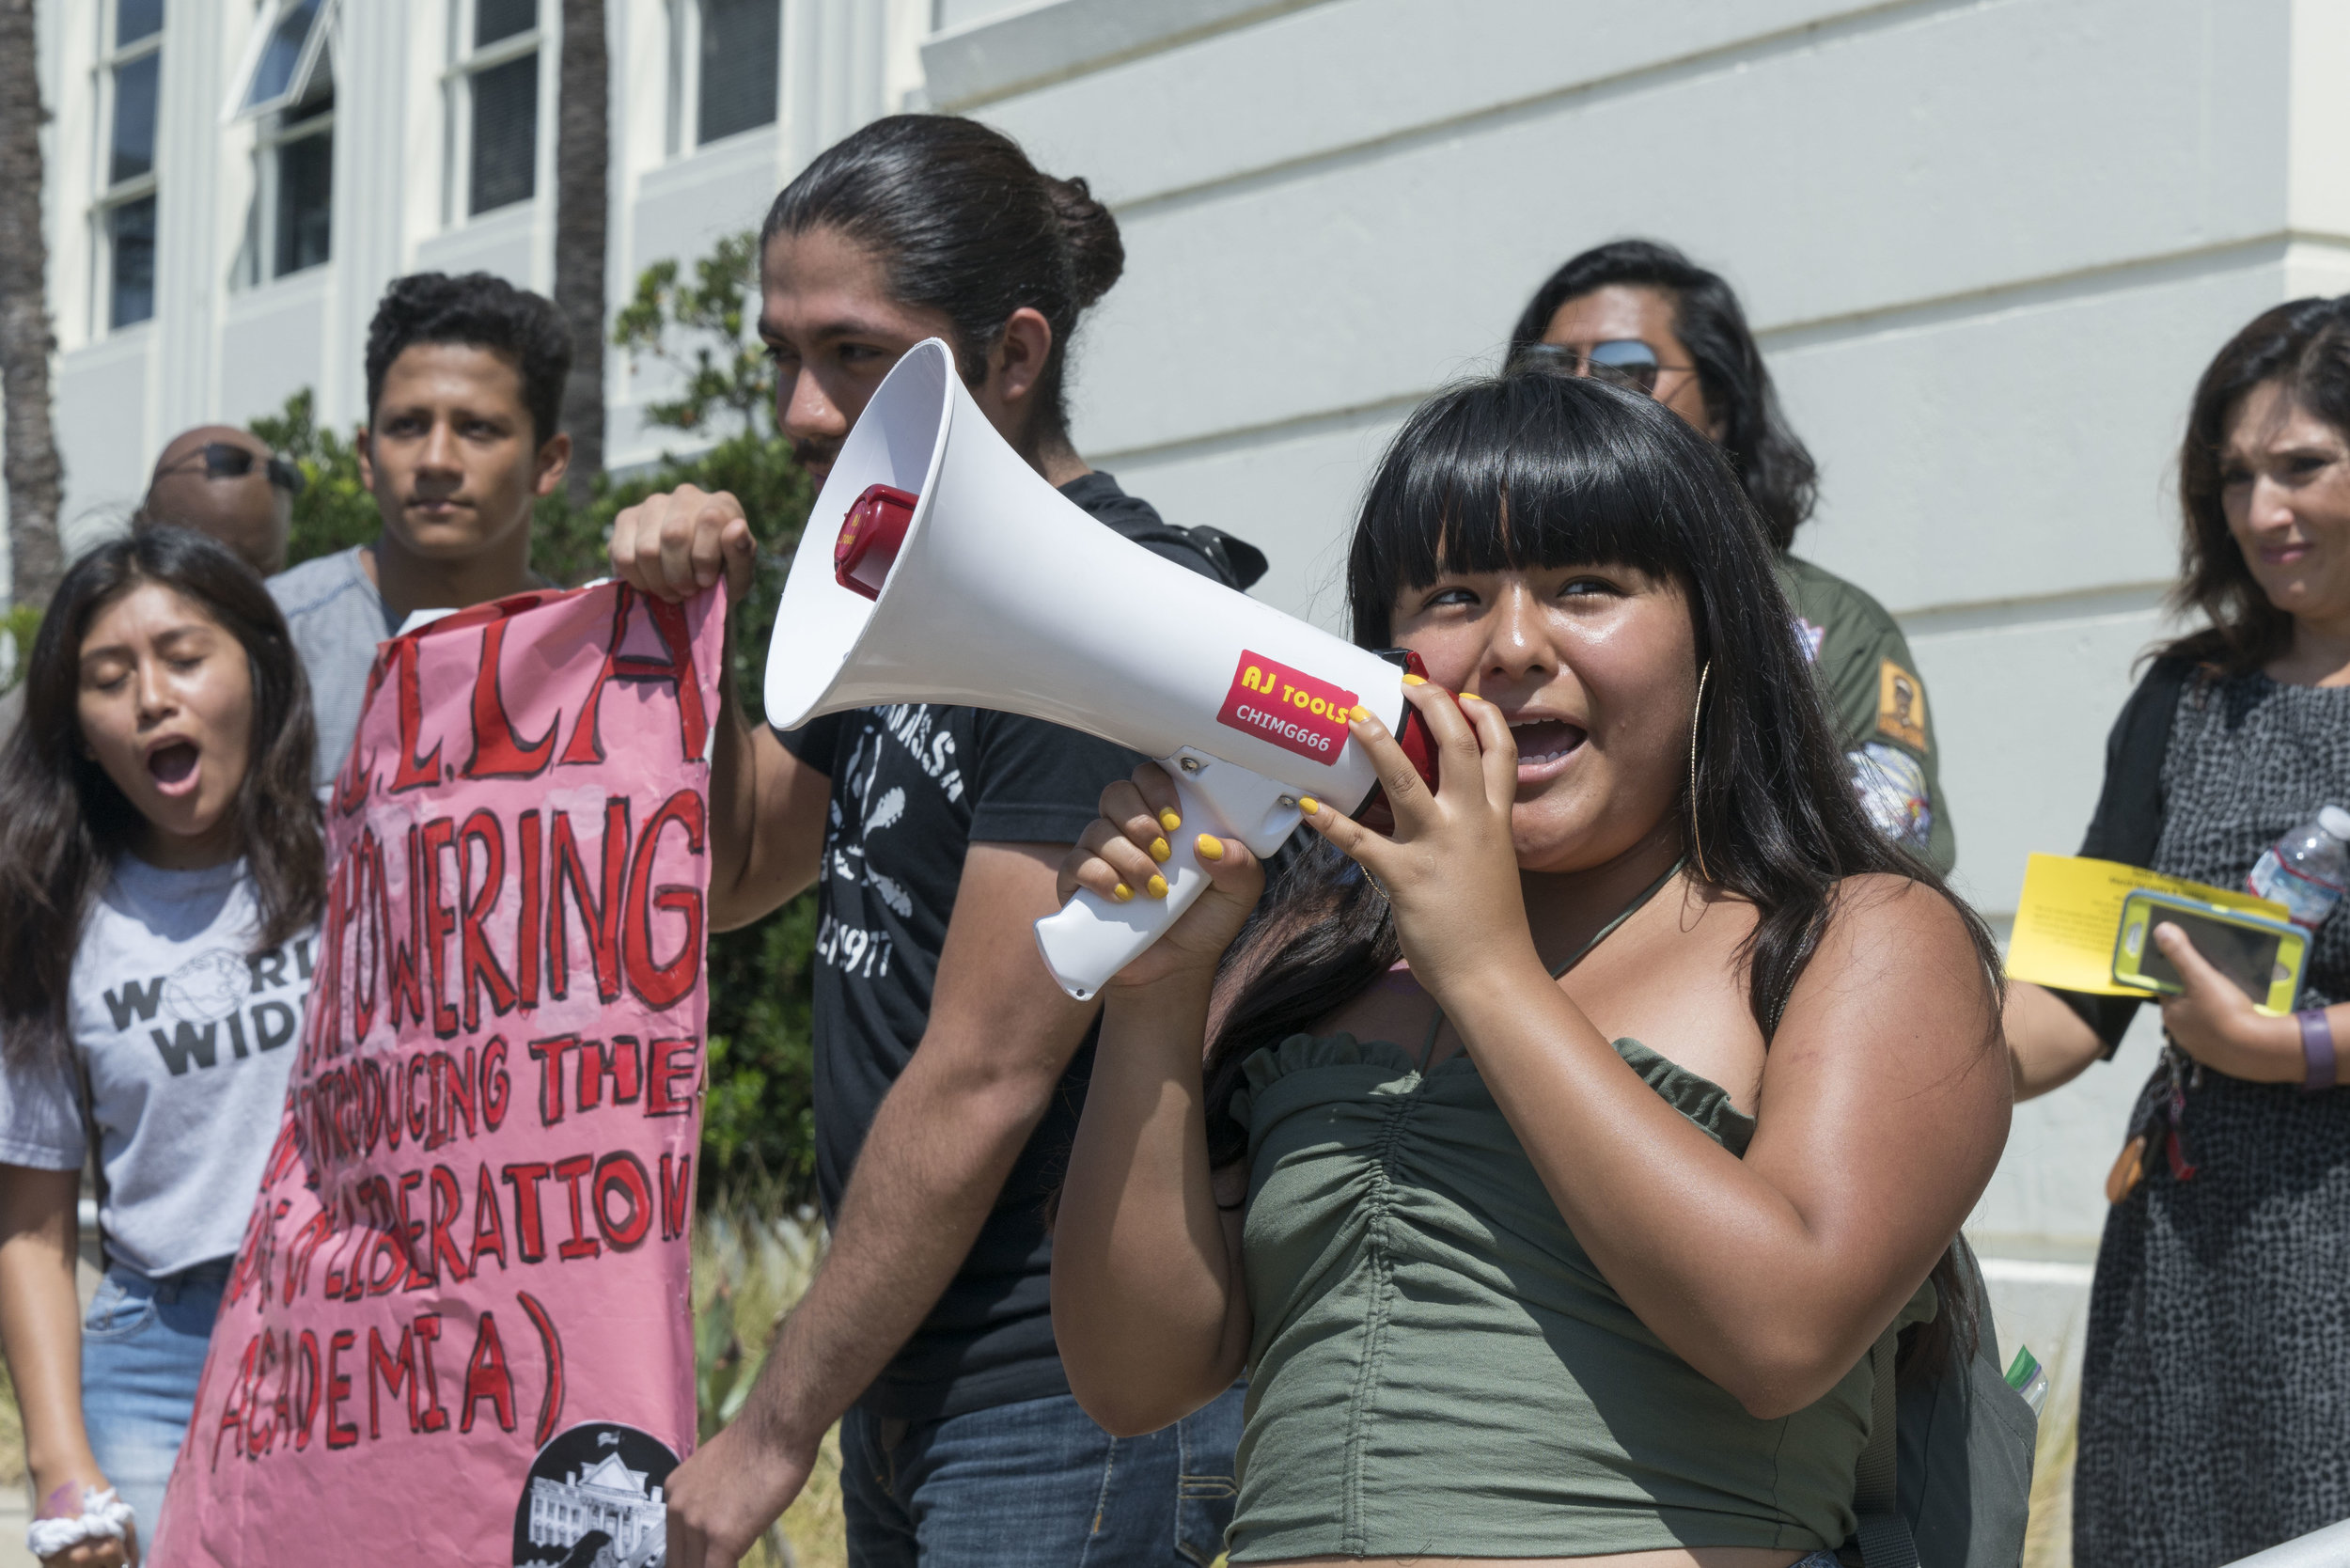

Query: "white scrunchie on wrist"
(26, 1486), (135, 1559)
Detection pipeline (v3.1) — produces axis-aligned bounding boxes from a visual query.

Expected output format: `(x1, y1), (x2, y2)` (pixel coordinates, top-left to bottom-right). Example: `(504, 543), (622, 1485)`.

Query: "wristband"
(25, 1486), (133, 1558)
(2297, 1008), (2337, 1093)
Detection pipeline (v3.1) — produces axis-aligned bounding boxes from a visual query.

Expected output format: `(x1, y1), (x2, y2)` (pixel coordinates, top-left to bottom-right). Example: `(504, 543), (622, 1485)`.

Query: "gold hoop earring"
(1688, 661), (1712, 883)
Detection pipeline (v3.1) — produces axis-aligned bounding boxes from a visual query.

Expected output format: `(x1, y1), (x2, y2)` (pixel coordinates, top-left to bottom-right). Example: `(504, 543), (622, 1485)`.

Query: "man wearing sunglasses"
(137, 426), (306, 578)
(1509, 239), (1955, 874)
(0, 425), (303, 745)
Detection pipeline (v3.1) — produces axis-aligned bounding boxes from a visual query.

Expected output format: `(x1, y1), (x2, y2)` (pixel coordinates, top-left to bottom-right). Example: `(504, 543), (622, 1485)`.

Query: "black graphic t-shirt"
(776, 471), (1236, 1419)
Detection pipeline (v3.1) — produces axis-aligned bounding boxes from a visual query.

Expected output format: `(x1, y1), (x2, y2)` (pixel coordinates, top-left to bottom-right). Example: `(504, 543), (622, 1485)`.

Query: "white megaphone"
(764, 338), (1437, 999)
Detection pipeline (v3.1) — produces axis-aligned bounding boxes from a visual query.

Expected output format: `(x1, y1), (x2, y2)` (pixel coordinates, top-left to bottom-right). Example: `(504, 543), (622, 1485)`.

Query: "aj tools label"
(1216, 650), (1356, 763)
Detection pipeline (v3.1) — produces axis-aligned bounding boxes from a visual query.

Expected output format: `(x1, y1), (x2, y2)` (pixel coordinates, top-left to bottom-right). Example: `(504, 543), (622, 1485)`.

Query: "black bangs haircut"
(0, 528), (325, 1072)
(1347, 368), (1731, 651)
(1205, 369), (2001, 1372)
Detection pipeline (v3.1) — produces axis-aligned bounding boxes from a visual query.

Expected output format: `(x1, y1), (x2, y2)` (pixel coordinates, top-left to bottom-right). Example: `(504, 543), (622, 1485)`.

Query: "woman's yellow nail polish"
(1158, 808), (1182, 832)
(1195, 834), (1225, 861)
(1350, 705), (1371, 722)
(1402, 673), (1427, 685)
(1147, 873), (1168, 899)
(1299, 797), (1320, 815)
(1150, 837), (1171, 863)
(1460, 691), (1485, 703)
(1112, 884), (1134, 902)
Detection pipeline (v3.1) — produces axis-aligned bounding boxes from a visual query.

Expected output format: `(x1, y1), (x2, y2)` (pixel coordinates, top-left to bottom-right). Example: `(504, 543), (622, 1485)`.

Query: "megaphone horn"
(764, 338), (1438, 998)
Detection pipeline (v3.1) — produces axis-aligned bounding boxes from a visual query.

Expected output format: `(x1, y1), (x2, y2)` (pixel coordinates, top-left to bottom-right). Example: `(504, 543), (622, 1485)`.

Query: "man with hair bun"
(610, 115), (1254, 1568)
(267, 271), (572, 786)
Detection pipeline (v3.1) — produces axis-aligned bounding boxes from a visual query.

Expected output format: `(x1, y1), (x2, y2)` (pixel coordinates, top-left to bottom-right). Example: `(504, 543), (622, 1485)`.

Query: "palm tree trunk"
(0, 0), (66, 609)
(554, 0), (609, 509)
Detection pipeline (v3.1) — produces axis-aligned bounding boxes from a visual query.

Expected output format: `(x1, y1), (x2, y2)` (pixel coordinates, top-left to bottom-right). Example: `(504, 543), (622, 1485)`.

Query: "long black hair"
(1201, 370), (2000, 1364)
(2167, 295), (2350, 674)
(1510, 239), (1820, 552)
(0, 528), (324, 1069)
(763, 114), (1122, 453)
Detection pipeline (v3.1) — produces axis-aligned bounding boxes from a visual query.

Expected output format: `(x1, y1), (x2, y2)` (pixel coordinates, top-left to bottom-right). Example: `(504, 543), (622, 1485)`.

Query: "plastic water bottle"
(2247, 806), (2350, 930)
(2004, 1346), (2049, 1419)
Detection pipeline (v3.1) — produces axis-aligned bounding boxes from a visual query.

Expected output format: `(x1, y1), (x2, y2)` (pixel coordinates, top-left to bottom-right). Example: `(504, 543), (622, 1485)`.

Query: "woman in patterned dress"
(2005, 297), (2350, 1568)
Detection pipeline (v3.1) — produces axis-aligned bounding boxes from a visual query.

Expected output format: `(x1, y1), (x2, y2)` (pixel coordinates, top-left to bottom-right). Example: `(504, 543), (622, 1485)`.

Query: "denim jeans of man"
(80, 1260), (229, 1544)
(840, 1383), (1245, 1567)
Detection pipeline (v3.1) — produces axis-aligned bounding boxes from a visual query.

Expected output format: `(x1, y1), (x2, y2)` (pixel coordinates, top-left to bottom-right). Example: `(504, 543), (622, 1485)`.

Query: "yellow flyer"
(2005, 853), (2291, 995)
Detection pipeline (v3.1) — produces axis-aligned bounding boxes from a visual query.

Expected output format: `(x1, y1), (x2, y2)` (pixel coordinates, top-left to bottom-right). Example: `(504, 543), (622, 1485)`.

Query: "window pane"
(110, 51), (159, 186)
(109, 195), (157, 328)
(291, 41), (335, 117)
(697, 0), (779, 145)
(274, 128), (333, 276)
(117, 0), (164, 46)
(468, 53), (538, 215)
(476, 0), (536, 47)
(243, 0), (324, 115)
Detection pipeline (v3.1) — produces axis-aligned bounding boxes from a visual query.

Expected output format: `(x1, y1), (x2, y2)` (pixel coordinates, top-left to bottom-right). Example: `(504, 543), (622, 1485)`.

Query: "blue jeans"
(80, 1261), (227, 1544)
(841, 1384), (1245, 1567)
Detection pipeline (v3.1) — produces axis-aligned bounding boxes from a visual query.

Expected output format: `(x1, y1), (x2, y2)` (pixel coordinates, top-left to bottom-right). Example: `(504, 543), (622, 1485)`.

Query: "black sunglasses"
(157, 441), (306, 495)
(1509, 339), (1699, 398)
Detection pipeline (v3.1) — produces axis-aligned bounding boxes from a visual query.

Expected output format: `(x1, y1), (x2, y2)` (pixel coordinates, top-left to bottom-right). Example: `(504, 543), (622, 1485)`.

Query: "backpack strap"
(1850, 1328), (1919, 1568)
(72, 1041), (111, 1275)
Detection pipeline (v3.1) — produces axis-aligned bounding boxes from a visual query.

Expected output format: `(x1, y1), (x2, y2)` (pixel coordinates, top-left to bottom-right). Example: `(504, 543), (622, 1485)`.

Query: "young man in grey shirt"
(268, 272), (572, 786)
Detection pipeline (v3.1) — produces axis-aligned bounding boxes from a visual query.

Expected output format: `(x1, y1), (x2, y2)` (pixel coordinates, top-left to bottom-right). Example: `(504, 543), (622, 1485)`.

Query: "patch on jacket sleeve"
(1874, 659), (1929, 751)
(1848, 744), (1933, 850)
(1793, 616), (1826, 664)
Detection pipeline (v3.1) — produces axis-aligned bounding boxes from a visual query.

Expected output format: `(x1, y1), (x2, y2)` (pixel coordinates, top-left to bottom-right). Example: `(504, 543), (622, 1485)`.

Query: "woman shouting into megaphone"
(1048, 369), (2014, 1568)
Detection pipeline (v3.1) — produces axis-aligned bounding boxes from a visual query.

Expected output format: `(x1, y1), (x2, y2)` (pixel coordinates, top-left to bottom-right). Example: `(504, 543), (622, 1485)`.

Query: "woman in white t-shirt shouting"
(0, 528), (323, 1564)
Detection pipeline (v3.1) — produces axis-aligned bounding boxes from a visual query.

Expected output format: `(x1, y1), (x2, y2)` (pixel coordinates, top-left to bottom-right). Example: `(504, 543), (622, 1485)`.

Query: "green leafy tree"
(259, 230), (822, 1201)
(613, 232), (775, 438)
(2, 602), (38, 692)
(606, 233), (817, 1200)
(251, 389), (379, 570)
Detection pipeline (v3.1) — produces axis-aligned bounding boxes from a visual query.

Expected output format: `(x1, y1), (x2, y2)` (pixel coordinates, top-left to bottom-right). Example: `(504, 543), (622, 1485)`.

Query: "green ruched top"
(1225, 1031), (1935, 1562)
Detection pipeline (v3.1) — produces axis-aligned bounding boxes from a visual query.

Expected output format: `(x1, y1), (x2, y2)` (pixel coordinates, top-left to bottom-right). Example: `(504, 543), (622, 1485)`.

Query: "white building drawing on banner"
(526, 1452), (666, 1565)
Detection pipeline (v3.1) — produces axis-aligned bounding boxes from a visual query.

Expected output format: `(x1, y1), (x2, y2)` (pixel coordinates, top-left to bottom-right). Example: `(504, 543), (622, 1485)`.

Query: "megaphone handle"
(1033, 754), (1301, 1001)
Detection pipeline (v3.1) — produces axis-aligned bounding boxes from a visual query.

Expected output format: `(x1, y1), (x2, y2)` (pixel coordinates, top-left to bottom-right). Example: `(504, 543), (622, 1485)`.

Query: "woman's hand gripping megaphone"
(1053, 675), (1472, 996)
(1297, 678), (1538, 996)
(1058, 766), (1270, 992)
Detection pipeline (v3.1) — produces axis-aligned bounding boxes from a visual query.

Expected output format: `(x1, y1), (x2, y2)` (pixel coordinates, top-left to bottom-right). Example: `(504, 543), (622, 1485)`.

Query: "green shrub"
(251, 388), (382, 571)
(2, 603), (39, 692)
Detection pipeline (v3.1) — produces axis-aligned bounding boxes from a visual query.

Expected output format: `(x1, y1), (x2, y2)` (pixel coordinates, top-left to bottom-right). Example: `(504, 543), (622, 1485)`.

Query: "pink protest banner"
(151, 581), (726, 1568)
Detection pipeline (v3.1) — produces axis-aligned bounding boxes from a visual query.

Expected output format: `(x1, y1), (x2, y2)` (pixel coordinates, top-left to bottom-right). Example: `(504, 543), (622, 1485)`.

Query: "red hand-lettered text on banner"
(151, 583), (725, 1568)
(1215, 649), (1358, 764)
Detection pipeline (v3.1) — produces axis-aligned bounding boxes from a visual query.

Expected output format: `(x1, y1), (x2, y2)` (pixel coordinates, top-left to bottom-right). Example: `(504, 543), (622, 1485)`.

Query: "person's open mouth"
(146, 739), (202, 798)
(1510, 717), (1588, 778)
